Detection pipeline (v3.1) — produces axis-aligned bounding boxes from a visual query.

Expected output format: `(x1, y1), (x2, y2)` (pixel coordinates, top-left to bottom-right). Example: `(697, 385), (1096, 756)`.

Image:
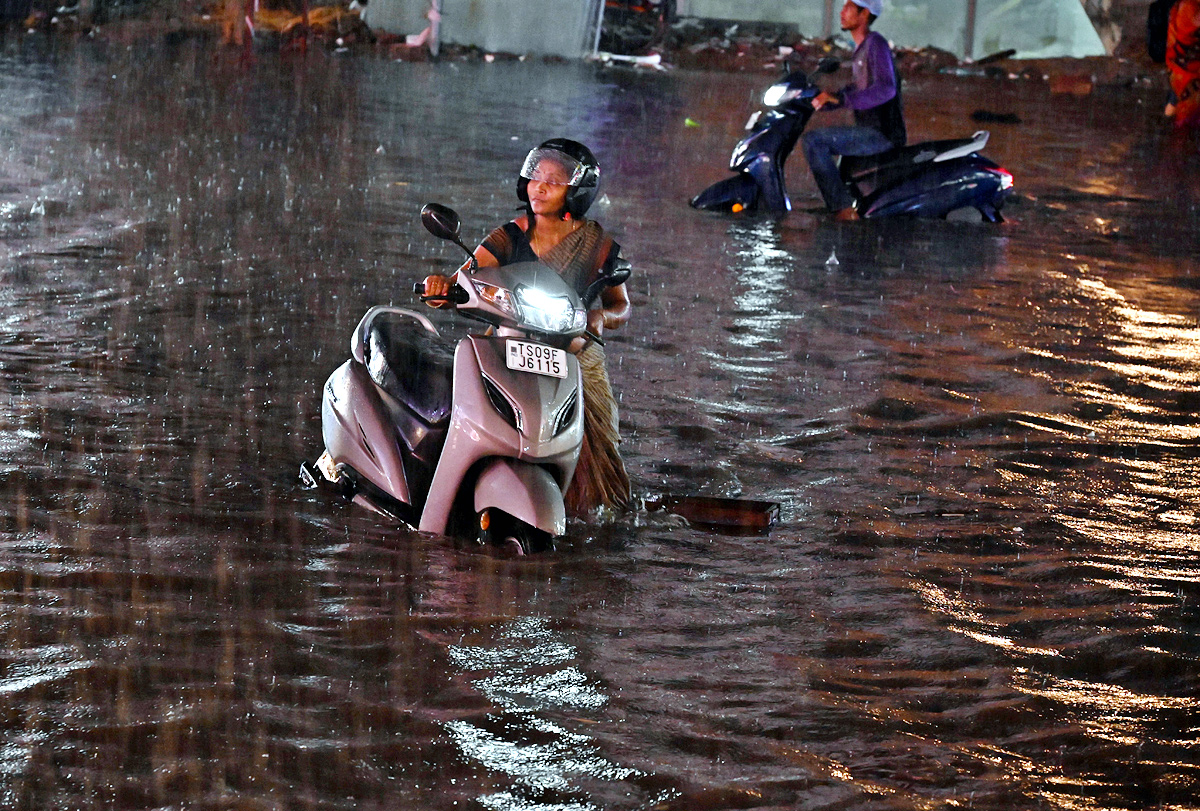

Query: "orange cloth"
(1168, 0), (1200, 127)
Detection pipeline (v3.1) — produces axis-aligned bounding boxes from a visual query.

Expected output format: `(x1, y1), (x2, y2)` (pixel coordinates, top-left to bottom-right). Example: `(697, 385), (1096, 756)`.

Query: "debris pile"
(599, 15), (988, 75)
(596, 13), (1160, 90)
(3, 1), (1163, 92)
(201, 0), (372, 48)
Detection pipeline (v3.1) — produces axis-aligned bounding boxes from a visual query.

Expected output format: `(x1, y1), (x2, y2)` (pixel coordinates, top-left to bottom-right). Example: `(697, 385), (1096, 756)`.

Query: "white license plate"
(506, 340), (567, 379)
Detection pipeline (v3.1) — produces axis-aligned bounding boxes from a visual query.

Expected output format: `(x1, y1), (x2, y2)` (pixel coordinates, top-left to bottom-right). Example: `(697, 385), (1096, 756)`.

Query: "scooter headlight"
(514, 284), (586, 334)
(762, 82), (801, 107)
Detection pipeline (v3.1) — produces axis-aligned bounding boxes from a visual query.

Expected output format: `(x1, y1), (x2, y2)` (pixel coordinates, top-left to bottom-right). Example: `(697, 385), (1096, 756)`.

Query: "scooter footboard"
(474, 459), (567, 537)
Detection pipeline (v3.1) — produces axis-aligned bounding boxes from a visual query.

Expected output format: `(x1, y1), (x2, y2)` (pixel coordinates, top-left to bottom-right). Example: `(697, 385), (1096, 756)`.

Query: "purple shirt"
(840, 31), (898, 111)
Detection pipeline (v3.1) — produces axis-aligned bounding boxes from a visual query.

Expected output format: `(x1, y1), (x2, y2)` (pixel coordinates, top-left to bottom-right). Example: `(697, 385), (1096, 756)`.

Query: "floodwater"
(1, 32), (1199, 811)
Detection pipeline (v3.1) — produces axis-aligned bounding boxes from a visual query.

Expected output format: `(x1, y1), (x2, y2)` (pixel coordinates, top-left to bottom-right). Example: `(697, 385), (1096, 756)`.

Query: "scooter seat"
(364, 312), (455, 426)
(842, 133), (989, 182)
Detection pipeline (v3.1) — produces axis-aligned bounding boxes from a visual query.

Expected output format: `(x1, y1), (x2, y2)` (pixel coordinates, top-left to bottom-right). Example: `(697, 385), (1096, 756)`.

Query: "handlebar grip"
(416, 286), (470, 305)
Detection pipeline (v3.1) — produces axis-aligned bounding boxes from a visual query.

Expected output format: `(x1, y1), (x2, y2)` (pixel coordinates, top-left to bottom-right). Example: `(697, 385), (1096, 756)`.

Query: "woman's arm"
(591, 282), (631, 334)
(421, 243), (500, 307)
(570, 281), (630, 354)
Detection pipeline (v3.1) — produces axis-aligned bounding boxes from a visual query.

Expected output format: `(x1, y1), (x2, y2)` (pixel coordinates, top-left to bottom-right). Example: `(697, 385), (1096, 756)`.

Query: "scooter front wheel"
(476, 508), (555, 555)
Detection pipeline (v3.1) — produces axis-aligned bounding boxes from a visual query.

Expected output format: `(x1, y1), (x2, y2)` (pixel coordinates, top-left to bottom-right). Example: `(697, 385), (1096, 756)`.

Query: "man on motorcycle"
(801, 0), (906, 221)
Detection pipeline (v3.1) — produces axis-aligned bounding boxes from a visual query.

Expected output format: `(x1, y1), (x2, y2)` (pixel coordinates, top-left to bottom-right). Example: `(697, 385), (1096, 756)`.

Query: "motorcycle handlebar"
(413, 281), (469, 304)
(412, 281), (604, 346)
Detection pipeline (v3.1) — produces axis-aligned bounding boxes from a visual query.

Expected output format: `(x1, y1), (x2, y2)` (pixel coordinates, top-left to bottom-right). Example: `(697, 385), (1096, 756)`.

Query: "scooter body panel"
(858, 157), (1009, 219)
(321, 359), (414, 506)
(730, 107), (807, 171)
(418, 335), (582, 536)
(692, 103), (812, 214)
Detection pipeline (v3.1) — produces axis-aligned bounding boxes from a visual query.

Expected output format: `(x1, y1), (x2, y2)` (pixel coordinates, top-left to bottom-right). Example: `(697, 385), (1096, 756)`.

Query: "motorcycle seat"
(842, 131), (990, 182)
(364, 311), (455, 426)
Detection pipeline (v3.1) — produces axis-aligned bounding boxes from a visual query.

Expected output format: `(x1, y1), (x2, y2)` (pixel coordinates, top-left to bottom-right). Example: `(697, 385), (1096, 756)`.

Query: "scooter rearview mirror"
(606, 263), (632, 289)
(421, 203), (462, 242)
(421, 203), (477, 267)
(581, 259), (631, 308)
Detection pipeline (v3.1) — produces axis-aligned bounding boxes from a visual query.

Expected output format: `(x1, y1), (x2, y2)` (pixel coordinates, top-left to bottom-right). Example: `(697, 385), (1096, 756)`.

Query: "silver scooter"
(301, 203), (629, 554)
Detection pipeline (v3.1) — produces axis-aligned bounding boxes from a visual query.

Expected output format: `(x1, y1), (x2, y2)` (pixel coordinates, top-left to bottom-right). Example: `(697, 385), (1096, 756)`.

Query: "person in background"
(1167, 0), (1200, 128)
(422, 139), (632, 516)
(1148, 0), (1180, 117)
(800, 0), (906, 221)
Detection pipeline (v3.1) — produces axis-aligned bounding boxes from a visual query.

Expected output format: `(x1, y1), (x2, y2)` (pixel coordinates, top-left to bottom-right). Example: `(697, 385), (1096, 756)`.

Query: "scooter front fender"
(419, 337), (580, 537)
(745, 155), (790, 213)
(690, 173), (759, 212)
(474, 459), (566, 537)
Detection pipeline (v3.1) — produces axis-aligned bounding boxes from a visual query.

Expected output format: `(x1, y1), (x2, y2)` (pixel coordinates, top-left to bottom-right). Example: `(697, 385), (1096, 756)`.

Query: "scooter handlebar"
(413, 281), (469, 304)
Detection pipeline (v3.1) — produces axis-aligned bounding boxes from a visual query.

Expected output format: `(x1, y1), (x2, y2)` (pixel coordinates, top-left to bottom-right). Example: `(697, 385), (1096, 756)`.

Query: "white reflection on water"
(912, 582), (1065, 657)
(445, 616), (640, 808)
(0, 644), (91, 696)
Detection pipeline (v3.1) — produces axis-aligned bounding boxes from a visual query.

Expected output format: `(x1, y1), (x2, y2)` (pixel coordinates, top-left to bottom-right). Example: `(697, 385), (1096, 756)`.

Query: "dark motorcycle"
(690, 61), (1014, 222)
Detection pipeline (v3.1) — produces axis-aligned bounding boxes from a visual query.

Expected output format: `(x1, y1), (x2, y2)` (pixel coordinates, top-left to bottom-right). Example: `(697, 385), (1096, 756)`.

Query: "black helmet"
(516, 138), (600, 219)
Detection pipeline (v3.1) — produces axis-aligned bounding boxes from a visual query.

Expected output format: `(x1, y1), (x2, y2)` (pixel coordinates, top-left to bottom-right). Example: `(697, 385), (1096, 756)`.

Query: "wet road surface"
(1, 34), (1199, 810)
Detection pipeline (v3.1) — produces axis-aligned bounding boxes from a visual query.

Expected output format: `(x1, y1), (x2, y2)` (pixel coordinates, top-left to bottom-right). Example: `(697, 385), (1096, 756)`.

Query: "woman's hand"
(421, 273), (454, 307)
(568, 309), (606, 354)
(569, 282), (630, 354)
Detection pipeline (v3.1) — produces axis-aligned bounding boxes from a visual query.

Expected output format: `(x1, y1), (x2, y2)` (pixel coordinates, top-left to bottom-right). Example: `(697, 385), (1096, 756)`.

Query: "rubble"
(600, 13), (1166, 92)
(2, 2), (1168, 93)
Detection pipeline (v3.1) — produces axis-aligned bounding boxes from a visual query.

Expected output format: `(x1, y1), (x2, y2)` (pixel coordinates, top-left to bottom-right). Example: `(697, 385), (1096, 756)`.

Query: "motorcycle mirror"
(421, 202), (477, 268)
(421, 203), (463, 242)
(581, 259), (631, 308)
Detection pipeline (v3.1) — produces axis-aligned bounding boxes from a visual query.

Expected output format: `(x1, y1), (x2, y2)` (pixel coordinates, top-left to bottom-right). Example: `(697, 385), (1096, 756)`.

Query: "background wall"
(361, 0), (1157, 61)
(362, 0), (605, 58)
(676, 0), (1108, 58)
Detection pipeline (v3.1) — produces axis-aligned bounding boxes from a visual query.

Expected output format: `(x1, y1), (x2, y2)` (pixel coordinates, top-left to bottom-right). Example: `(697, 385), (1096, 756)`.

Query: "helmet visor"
(520, 148), (588, 186)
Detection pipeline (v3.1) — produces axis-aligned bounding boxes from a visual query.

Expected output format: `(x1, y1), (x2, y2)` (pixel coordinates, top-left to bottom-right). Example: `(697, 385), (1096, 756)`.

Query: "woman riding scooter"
(422, 139), (633, 516)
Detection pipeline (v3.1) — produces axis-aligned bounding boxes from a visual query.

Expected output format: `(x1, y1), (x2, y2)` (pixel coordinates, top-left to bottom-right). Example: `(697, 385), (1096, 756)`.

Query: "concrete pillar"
(965, 0), (977, 58)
